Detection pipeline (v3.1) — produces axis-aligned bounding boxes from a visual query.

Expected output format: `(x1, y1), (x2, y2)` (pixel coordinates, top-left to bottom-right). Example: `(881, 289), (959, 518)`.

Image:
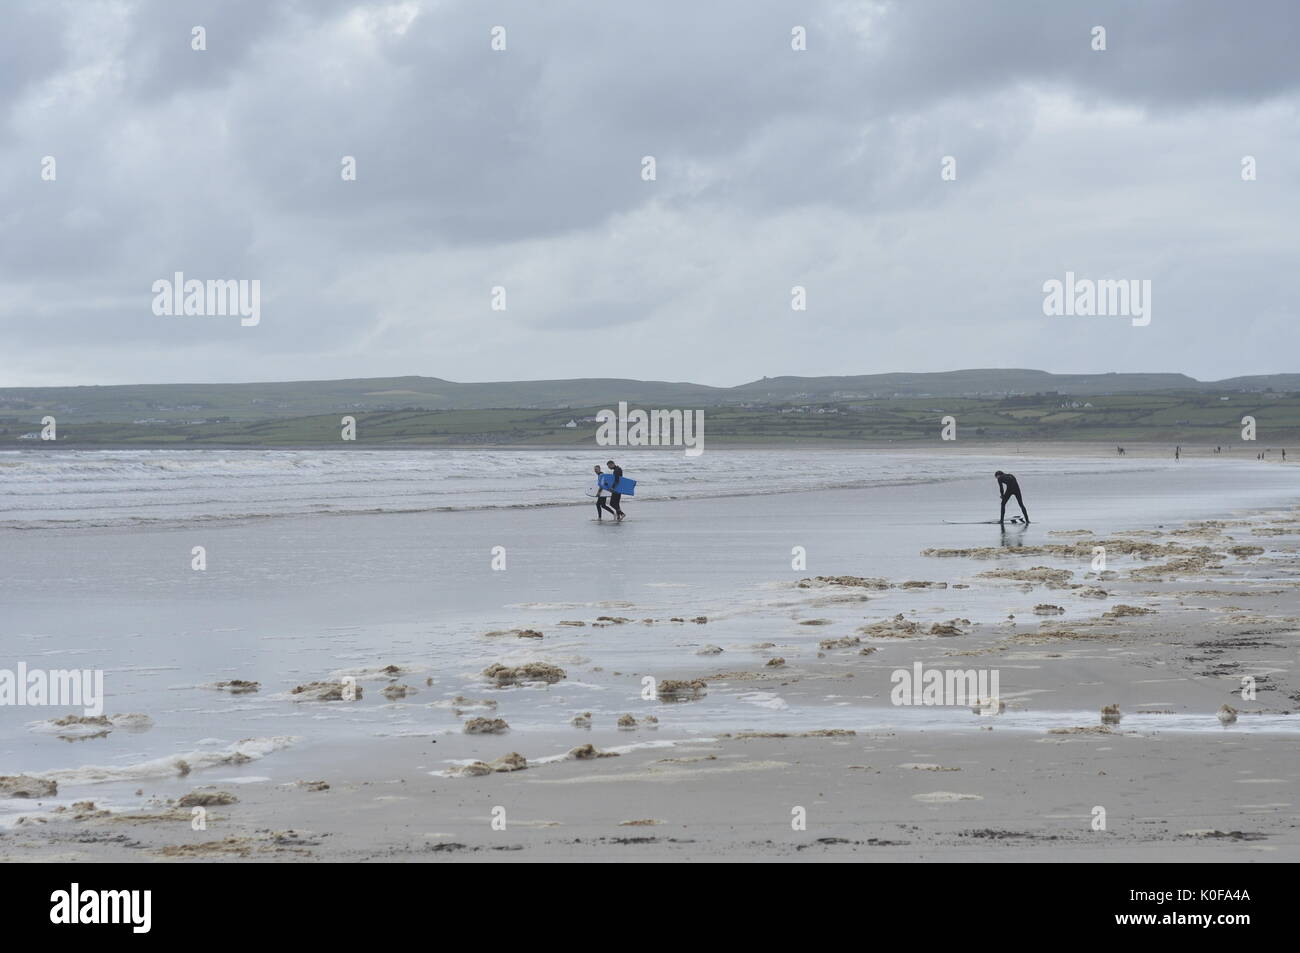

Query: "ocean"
(0, 446), (1224, 529)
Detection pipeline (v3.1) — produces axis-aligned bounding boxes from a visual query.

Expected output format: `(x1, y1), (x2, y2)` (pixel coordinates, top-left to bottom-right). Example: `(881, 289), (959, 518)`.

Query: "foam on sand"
(27, 713), (154, 738)
(32, 736), (299, 786)
(913, 791), (983, 802)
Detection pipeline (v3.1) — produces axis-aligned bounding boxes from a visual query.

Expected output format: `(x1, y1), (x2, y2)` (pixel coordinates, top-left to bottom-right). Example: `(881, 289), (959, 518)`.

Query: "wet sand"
(4, 491), (1299, 861)
(5, 728), (1295, 862)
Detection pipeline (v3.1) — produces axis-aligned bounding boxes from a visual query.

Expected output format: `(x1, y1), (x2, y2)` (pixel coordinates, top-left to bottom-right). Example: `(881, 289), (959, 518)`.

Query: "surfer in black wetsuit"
(606, 459), (626, 521)
(994, 470), (1029, 524)
(593, 465), (616, 520)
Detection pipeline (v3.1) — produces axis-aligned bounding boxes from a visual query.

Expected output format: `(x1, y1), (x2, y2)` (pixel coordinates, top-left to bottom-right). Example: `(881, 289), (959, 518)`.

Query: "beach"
(2, 446), (1298, 861)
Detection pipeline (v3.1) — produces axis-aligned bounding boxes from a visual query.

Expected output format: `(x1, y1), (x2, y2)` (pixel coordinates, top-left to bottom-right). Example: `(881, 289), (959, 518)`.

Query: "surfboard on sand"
(943, 518), (1026, 525)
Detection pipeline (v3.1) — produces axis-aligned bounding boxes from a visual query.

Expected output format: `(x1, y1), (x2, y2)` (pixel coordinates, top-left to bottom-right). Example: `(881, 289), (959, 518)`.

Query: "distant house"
(564, 419), (577, 429)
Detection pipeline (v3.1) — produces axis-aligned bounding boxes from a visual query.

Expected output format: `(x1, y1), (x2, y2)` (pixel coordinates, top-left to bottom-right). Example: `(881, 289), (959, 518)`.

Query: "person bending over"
(995, 470), (1029, 524)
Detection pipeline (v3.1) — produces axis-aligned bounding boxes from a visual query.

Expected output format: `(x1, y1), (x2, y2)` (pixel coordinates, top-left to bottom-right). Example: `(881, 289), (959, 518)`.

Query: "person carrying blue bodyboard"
(593, 465), (617, 520)
(606, 459), (627, 521)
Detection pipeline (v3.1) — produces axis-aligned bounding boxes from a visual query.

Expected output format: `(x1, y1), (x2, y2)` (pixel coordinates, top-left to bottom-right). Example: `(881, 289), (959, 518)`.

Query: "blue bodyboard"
(597, 473), (636, 495)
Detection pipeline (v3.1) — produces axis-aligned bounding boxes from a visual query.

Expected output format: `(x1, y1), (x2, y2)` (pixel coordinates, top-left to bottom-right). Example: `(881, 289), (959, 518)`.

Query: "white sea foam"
(0, 448), (1166, 530)
(26, 713), (154, 736)
(736, 691), (789, 711)
(32, 736), (298, 785)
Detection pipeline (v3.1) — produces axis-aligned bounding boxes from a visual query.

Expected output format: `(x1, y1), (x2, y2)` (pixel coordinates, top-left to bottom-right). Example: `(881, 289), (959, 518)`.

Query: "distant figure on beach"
(1116, 446), (1124, 456)
(1283, 449), (1287, 462)
(593, 465), (616, 520)
(606, 459), (626, 521)
(994, 470), (1029, 525)
(1175, 445), (1181, 461)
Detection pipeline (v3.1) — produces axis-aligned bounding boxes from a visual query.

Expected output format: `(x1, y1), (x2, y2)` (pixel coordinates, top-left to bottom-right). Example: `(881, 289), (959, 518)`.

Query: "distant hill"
(1, 370), (1298, 423)
(735, 370), (1300, 398)
(0, 376), (725, 423)
(733, 370), (1197, 399)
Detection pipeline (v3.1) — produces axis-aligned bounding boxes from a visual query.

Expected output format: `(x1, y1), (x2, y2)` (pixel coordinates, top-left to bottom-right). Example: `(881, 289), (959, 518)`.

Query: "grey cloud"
(1, 0), (1297, 387)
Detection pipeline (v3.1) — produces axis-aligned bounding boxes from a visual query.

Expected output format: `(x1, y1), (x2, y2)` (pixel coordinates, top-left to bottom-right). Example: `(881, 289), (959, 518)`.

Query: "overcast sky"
(2, 0), (1297, 387)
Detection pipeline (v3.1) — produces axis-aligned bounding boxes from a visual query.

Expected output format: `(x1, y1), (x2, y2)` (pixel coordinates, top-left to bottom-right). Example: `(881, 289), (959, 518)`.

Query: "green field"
(6, 390), (1299, 448)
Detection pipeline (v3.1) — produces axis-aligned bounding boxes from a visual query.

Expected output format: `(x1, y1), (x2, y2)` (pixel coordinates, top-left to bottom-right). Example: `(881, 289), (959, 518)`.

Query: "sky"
(1, 0), (1297, 388)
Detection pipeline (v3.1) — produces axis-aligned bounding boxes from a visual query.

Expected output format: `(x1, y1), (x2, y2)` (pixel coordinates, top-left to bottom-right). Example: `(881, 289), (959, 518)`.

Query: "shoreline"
(4, 444), (1289, 536)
